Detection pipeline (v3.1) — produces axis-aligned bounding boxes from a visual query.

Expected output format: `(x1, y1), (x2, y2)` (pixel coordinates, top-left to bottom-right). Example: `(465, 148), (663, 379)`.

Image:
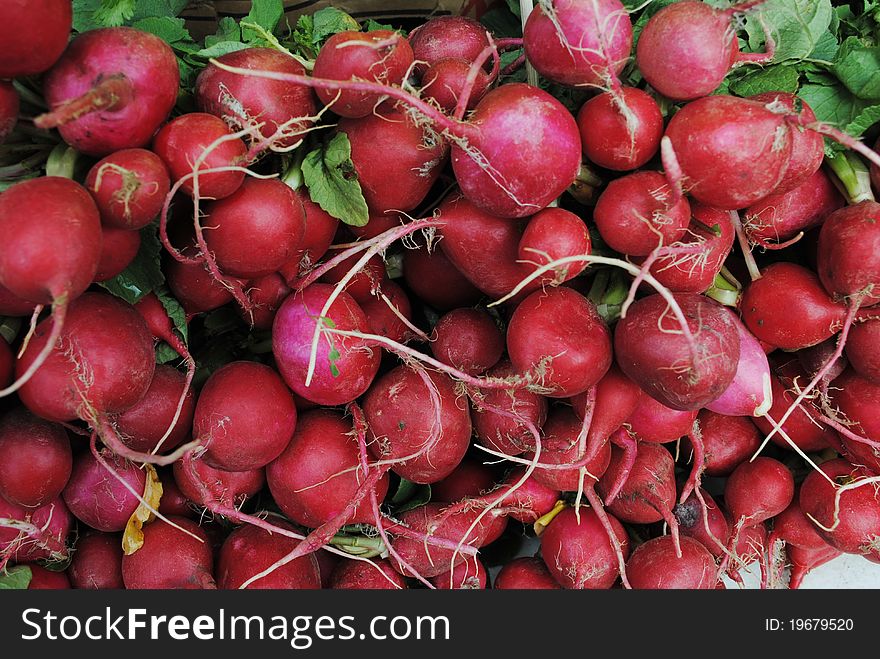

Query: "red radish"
(614, 293), (741, 411)
(432, 459), (498, 503)
(706, 313), (772, 417)
(318, 249), (387, 303)
(331, 559), (408, 590)
(0, 82), (19, 144)
(517, 207), (591, 282)
(523, 0), (633, 87)
(348, 211), (405, 241)
(626, 535), (717, 589)
(727, 519), (768, 577)
(846, 320), (880, 383)
(37, 27), (179, 156)
(121, 516), (215, 589)
(242, 273), (290, 331)
(203, 178), (306, 278)
(570, 365), (642, 444)
(477, 468), (560, 524)
(312, 30), (414, 118)
(279, 192), (339, 279)
(63, 449), (145, 532)
(788, 543), (841, 589)
(772, 498), (831, 551)
(593, 170), (690, 257)
(421, 57), (492, 113)
(472, 359), (549, 456)
(217, 523), (320, 590)
(315, 549), (339, 588)
(93, 226), (140, 282)
(165, 255), (235, 315)
(266, 409), (389, 528)
(725, 457), (794, 526)
(0, 496), (71, 563)
(339, 108), (448, 213)
(85, 149), (171, 230)
(403, 242), (483, 311)
(153, 113), (248, 200)
(359, 280), (413, 344)
(157, 473), (192, 519)
(827, 369), (880, 474)
(640, 204), (734, 294)
(750, 93), (825, 194)
(173, 458), (264, 510)
(799, 459), (880, 561)
(817, 201), (880, 306)
(540, 506), (630, 589)
(430, 555), (487, 589)
(0, 284), (37, 317)
(409, 16), (491, 75)
(385, 503), (498, 578)
(627, 393), (697, 444)
(17, 293), (155, 425)
(494, 556), (562, 589)
(663, 95), (792, 209)
(692, 411), (760, 477)
(26, 565), (70, 589)
(674, 489), (730, 558)
(363, 366), (471, 484)
(526, 407), (611, 491)
(273, 284), (381, 406)
(69, 532), (124, 589)
(193, 361), (296, 472)
(432, 308), (503, 375)
(598, 442), (679, 530)
(577, 88), (663, 171)
(0, 0), (71, 78)
(0, 178), (102, 396)
(195, 47), (317, 148)
(0, 409), (71, 508)
(507, 287), (612, 398)
(741, 262), (848, 350)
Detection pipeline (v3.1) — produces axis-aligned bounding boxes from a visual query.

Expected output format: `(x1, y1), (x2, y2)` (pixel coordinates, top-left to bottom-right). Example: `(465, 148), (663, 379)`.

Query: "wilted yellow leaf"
(122, 464), (163, 555)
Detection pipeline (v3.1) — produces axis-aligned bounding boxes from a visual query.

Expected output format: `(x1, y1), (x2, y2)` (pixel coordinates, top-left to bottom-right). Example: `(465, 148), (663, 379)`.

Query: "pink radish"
(0, 0), (72, 78)
(0, 409), (71, 508)
(85, 148), (171, 230)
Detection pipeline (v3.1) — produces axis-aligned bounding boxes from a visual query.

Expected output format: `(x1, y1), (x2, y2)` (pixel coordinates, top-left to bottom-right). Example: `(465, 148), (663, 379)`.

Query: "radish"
(432, 308), (504, 376)
(348, 211), (406, 241)
(517, 207), (591, 283)
(242, 273), (290, 331)
(626, 535), (717, 589)
(193, 361), (296, 472)
(421, 57), (492, 113)
(94, 226), (140, 282)
(0, 496), (71, 563)
(674, 489), (730, 558)
(636, 1), (767, 101)
(330, 559), (408, 590)
(0, 284), (37, 317)
(614, 293), (740, 411)
(217, 523), (321, 590)
(827, 369), (880, 474)
(691, 410), (760, 477)
(318, 249), (387, 303)
(788, 543), (842, 589)
(741, 262), (849, 350)
(817, 201), (880, 307)
(363, 366), (471, 484)
(36, 27), (179, 157)
(165, 255), (235, 315)
(431, 459), (498, 503)
(663, 95), (792, 209)
(472, 359), (549, 456)
(172, 458), (264, 510)
(273, 284), (380, 406)
(266, 409), (390, 528)
(0, 178), (102, 397)
(121, 516), (215, 589)
(68, 532), (124, 590)
(706, 312), (772, 417)
(359, 280), (413, 344)
(403, 241), (483, 311)
(494, 557), (562, 589)
(430, 555), (487, 589)
(26, 565), (70, 590)
(627, 393), (697, 444)
(577, 87), (663, 171)
(479, 468), (560, 523)
(771, 498), (831, 552)
(0, 0), (71, 78)
(539, 506), (630, 589)
(507, 287), (612, 398)
(312, 30), (414, 118)
(279, 192), (339, 280)
(0, 341), (11, 389)
(846, 319), (880, 383)
(203, 178), (306, 279)
(195, 47), (317, 149)
(85, 149), (171, 230)
(570, 365), (641, 446)
(0, 82), (19, 144)
(409, 16), (491, 75)
(0, 409), (71, 508)
(799, 458), (880, 561)
(16, 293), (155, 427)
(725, 457), (794, 527)
(153, 113), (248, 200)
(157, 473), (192, 519)
(339, 108), (448, 213)
(523, 0), (633, 88)
(62, 449), (145, 533)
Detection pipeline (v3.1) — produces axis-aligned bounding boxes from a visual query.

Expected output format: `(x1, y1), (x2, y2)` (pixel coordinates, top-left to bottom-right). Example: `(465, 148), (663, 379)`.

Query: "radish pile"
(2, 0), (880, 591)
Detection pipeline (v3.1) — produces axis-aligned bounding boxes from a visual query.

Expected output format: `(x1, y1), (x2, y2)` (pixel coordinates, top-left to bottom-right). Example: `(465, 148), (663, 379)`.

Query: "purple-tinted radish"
(62, 449), (145, 532)
(0, 409), (71, 508)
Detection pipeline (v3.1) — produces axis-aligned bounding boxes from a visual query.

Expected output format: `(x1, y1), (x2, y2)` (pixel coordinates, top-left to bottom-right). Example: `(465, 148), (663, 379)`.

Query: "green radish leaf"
(729, 65), (800, 96)
(97, 225), (164, 304)
(312, 7), (360, 44)
(808, 29), (840, 63)
(364, 19), (397, 33)
(242, 0), (284, 41)
(92, 0), (137, 27)
(132, 16), (191, 44)
(389, 477), (431, 514)
(205, 17), (241, 48)
(302, 133), (370, 227)
(743, 0), (833, 63)
(155, 343), (180, 364)
(131, 0), (189, 21)
(833, 37), (880, 99)
(195, 41), (250, 60)
(0, 565), (32, 589)
(155, 285), (188, 345)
